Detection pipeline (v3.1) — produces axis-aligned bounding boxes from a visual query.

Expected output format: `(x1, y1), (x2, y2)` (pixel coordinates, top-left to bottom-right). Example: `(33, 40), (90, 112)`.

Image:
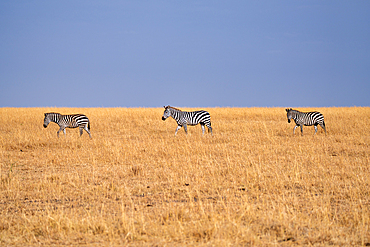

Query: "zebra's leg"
(175, 125), (182, 136)
(314, 125), (318, 135)
(293, 125), (299, 134)
(183, 124), (188, 135)
(79, 127), (84, 136)
(84, 125), (92, 138)
(300, 125), (303, 136)
(57, 127), (64, 138)
(200, 124), (205, 135)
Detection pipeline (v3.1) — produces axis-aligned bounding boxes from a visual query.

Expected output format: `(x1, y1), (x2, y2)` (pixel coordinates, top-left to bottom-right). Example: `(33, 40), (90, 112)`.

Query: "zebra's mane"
(286, 108), (299, 113)
(45, 112), (61, 116)
(287, 109), (320, 114)
(165, 106), (182, 111)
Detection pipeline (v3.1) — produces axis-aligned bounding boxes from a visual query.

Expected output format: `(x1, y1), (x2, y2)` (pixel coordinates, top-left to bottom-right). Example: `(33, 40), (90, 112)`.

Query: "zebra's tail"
(322, 120), (327, 134)
(88, 121), (91, 130)
(207, 123), (212, 134)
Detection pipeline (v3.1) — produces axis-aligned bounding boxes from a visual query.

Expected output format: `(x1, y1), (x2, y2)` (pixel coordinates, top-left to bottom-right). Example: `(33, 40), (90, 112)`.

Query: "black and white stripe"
(43, 112), (91, 138)
(286, 108), (326, 135)
(162, 106), (212, 135)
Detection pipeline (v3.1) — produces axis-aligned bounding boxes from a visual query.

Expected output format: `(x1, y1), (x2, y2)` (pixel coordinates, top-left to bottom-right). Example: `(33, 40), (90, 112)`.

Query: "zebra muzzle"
(288, 119), (291, 123)
(162, 117), (166, 121)
(43, 124), (47, 128)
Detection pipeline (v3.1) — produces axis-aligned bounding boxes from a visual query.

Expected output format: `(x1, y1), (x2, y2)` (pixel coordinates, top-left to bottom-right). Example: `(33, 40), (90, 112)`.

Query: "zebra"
(43, 113), (91, 138)
(162, 106), (213, 136)
(286, 108), (326, 135)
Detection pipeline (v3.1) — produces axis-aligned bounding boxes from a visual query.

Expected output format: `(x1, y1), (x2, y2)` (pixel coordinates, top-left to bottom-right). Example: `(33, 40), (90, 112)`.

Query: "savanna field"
(0, 107), (369, 246)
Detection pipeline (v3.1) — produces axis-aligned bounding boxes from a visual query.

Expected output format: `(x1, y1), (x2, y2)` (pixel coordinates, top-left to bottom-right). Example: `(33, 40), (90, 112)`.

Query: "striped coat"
(286, 108), (326, 135)
(43, 112), (91, 138)
(162, 106), (212, 135)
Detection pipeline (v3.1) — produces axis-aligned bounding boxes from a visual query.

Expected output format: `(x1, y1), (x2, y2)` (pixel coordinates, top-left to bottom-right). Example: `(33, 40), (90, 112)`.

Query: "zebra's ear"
(44, 113), (47, 116)
(285, 109), (288, 112)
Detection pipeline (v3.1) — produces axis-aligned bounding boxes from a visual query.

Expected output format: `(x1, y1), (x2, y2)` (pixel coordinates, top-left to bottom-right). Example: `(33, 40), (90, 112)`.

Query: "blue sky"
(1, 1), (369, 107)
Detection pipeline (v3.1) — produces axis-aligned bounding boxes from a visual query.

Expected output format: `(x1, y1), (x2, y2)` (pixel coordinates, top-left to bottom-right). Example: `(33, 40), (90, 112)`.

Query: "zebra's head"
(286, 108), (294, 123)
(44, 112), (60, 128)
(43, 113), (52, 128)
(162, 106), (171, 121)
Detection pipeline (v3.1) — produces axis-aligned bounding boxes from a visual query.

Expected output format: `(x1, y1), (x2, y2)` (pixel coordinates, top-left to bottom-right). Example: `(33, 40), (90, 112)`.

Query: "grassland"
(0, 107), (369, 246)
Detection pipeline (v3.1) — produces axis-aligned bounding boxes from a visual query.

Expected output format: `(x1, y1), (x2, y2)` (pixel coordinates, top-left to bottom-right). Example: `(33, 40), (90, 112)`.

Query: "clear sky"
(1, 1), (369, 108)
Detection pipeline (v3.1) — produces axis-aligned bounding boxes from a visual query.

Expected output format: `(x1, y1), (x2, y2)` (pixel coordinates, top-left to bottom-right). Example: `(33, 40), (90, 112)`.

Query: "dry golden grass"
(0, 107), (369, 246)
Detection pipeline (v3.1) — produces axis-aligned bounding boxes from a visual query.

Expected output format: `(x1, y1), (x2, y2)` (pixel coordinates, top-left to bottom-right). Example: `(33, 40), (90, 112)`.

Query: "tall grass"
(0, 107), (369, 245)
